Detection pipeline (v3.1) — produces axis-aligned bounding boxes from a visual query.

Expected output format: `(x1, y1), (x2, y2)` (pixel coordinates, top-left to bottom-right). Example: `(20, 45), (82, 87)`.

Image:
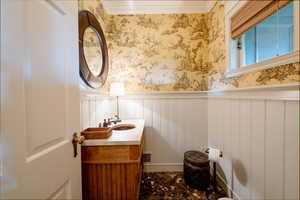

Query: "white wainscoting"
(207, 85), (299, 200)
(80, 84), (299, 199)
(80, 92), (208, 171)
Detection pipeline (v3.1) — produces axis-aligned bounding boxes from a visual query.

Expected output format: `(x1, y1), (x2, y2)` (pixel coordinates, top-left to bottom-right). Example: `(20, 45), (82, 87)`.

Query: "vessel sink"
(81, 127), (112, 139)
(112, 124), (136, 131)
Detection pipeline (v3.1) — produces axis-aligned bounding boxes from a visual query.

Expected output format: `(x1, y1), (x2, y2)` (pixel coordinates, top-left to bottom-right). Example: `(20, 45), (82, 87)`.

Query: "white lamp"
(110, 82), (124, 120)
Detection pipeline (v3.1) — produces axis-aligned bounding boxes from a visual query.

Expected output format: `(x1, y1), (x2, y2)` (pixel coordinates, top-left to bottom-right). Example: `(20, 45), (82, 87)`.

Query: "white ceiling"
(102, 0), (217, 15)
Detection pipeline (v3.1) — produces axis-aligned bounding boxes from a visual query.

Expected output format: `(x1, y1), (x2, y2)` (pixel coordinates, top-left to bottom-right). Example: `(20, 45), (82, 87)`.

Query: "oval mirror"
(83, 27), (103, 77)
(79, 10), (109, 89)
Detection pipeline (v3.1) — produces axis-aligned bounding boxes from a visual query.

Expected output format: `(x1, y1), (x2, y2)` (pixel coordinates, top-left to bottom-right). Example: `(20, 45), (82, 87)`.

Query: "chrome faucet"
(99, 115), (121, 128)
(111, 115), (121, 124)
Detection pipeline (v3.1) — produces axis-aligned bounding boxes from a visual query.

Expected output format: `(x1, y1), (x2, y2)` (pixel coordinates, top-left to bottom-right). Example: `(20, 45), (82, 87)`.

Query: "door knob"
(72, 133), (85, 157)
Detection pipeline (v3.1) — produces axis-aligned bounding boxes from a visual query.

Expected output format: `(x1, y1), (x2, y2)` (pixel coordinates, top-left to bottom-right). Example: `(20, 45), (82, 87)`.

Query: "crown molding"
(102, 0), (217, 15)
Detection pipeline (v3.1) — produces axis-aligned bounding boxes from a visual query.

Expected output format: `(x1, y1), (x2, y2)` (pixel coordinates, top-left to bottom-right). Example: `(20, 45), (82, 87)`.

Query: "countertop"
(82, 119), (145, 146)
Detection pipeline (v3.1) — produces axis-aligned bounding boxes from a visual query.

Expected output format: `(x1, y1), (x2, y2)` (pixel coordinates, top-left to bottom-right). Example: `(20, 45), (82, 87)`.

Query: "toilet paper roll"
(208, 147), (221, 161)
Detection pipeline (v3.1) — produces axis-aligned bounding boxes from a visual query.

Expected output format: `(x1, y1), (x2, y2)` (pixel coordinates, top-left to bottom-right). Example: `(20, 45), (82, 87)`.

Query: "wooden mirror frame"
(79, 10), (109, 89)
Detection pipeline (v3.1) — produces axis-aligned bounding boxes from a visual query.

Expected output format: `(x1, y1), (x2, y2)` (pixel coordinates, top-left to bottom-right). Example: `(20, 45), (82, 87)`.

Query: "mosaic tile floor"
(139, 172), (227, 200)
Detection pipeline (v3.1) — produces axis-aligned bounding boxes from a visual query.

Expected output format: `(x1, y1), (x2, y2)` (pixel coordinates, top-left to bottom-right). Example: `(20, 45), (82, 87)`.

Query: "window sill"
(225, 51), (300, 78)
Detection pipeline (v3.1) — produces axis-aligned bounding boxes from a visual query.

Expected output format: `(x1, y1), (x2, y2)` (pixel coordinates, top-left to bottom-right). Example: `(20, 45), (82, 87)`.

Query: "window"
(241, 2), (294, 66)
(227, 1), (299, 77)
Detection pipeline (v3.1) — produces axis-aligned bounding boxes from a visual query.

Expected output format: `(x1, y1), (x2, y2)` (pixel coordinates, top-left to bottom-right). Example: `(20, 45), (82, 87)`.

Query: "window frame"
(224, 0), (300, 78)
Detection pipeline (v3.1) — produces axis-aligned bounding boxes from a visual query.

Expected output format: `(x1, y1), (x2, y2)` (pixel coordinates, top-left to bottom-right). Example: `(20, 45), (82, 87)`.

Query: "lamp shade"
(110, 82), (125, 96)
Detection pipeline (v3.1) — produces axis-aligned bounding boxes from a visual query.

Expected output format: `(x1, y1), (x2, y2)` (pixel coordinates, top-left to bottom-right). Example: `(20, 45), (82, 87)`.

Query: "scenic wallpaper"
(79, 0), (300, 92)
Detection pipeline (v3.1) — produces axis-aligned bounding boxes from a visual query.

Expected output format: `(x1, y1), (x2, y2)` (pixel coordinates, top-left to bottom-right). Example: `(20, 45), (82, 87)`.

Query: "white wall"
(80, 92), (208, 171)
(207, 85), (299, 200)
(80, 84), (299, 199)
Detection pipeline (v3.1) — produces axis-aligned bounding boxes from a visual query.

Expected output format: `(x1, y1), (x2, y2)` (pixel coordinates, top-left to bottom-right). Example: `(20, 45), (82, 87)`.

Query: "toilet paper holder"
(205, 148), (223, 199)
(205, 148), (223, 158)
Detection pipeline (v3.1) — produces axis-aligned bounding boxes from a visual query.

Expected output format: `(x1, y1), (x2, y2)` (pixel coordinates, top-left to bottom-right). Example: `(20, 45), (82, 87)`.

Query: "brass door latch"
(72, 133), (85, 157)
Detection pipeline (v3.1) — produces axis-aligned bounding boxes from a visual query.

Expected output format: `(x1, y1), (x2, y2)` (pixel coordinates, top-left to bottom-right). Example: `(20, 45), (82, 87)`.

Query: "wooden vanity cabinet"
(81, 134), (144, 200)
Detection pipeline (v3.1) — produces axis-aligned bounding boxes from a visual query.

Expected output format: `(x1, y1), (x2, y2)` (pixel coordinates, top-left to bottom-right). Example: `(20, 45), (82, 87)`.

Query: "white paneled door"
(1, 0), (81, 199)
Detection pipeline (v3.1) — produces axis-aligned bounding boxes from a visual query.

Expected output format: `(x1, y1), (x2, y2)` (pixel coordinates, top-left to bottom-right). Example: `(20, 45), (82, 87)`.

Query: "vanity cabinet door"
(81, 135), (144, 200)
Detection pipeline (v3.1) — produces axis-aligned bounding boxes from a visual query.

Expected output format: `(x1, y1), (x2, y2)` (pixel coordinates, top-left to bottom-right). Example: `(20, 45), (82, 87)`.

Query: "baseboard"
(143, 163), (183, 172)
